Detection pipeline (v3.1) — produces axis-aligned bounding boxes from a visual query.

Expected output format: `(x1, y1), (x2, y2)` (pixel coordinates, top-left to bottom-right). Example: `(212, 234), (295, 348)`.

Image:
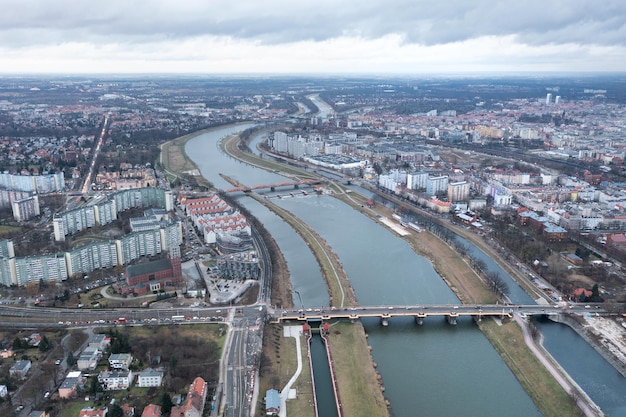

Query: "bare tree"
(472, 258), (487, 273)
(455, 243), (469, 257)
(486, 271), (510, 297)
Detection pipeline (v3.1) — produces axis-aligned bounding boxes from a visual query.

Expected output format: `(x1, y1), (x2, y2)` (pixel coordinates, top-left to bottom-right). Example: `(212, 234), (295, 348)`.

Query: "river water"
(186, 125), (626, 416)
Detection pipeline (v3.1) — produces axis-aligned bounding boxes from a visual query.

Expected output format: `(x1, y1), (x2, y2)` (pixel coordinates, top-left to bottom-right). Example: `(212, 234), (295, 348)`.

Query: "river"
(186, 124), (626, 416)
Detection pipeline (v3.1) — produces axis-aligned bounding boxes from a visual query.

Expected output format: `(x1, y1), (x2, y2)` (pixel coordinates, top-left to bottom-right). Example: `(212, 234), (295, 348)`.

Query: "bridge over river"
(221, 176), (324, 193)
(270, 304), (603, 326)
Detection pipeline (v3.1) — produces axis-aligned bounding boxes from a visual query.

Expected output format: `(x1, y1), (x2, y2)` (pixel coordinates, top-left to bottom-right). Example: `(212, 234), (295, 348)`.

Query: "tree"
(108, 404), (124, 417)
(590, 284), (603, 302)
(487, 271), (510, 297)
(42, 362), (60, 386)
(160, 391), (174, 415)
(12, 337), (26, 350)
(38, 335), (51, 352)
(456, 243), (469, 257)
(66, 351), (76, 366)
(472, 258), (487, 273)
(88, 377), (103, 395)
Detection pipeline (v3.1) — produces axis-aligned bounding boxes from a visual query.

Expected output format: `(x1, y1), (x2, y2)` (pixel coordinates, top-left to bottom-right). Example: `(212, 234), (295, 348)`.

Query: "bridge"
(223, 178), (323, 193)
(270, 304), (602, 326)
(0, 303), (604, 328)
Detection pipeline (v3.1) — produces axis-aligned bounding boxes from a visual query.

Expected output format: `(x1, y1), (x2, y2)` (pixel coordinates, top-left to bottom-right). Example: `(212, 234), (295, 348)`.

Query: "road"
(80, 115), (109, 194)
(220, 305), (264, 417)
(271, 303), (604, 322)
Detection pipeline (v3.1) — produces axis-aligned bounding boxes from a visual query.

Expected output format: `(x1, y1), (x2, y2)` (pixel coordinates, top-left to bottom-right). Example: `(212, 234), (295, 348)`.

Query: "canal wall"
(548, 314), (626, 378)
(321, 331), (343, 417)
(306, 332), (319, 417)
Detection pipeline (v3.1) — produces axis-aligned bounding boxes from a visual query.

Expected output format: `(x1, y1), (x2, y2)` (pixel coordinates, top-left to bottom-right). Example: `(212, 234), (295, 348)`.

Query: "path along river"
(186, 124), (626, 417)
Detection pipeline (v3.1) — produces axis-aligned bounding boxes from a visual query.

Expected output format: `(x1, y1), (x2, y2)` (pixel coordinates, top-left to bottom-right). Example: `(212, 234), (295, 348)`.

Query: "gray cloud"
(1, 0), (625, 49)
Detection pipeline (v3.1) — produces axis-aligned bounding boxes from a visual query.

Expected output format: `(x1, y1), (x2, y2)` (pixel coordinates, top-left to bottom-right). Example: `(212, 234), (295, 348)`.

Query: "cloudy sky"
(1, 0), (625, 74)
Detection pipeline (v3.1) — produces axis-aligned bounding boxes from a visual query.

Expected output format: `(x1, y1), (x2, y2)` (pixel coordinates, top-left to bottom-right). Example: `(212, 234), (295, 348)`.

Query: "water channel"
(186, 125), (626, 416)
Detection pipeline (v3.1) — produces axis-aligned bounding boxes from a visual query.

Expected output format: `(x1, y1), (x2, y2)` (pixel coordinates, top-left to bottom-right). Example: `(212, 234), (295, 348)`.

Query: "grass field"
(327, 322), (389, 417)
(0, 225), (22, 236)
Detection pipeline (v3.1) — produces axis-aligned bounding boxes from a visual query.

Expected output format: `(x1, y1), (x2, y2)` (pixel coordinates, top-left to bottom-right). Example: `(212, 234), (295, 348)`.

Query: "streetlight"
(294, 290), (304, 310)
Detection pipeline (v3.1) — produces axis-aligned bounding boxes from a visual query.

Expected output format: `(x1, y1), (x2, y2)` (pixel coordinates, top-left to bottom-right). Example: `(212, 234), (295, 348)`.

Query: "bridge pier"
(473, 314), (482, 323)
(446, 315), (457, 325)
(270, 186), (275, 191)
(415, 317), (424, 326)
(380, 318), (389, 327)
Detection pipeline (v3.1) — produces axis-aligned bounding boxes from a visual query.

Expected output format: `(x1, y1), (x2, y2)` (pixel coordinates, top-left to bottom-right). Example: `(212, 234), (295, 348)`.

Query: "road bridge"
(0, 303), (605, 328)
(270, 304), (604, 326)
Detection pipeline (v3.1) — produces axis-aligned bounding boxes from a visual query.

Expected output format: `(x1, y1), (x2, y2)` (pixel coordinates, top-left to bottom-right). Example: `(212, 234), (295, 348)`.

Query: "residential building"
(66, 241), (119, 277)
(98, 370), (133, 391)
(108, 353), (133, 370)
(13, 254), (68, 286)
(0, 347), (13, 359)
(169, 377), (207, 417)
(10, 359), (31, 379)
(447, 181), (470, 202)
(87, 334), (111, 351)
(406, 172), (428, 190)
(120, 405), (135, 417)
(426, 175), (448, 196)
(27, 411), (49, 417)
(0, 171), (64, 193)
(77, 347), (102, 371)
(141, 404), (162, 417)
(12, 195), (40, 222)
(78, 408), (108, 417)
(136, 368), (163, 388)
(59, 371), (83, 399)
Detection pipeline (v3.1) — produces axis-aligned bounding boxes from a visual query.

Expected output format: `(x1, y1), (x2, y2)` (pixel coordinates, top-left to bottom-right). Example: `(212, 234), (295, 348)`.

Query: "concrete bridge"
(270, 304), (602, 326)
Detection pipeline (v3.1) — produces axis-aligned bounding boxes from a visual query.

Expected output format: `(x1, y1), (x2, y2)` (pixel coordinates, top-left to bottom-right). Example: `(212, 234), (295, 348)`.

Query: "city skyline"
(1, 0), (625, 75)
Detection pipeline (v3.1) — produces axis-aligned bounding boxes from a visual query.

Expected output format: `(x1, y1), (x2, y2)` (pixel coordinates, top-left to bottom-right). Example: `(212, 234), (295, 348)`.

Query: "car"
(453, 306), (459, 309)
(55, 359), (62, 365)
(585, 305), (591, 309)
(44, 391), (50, 398)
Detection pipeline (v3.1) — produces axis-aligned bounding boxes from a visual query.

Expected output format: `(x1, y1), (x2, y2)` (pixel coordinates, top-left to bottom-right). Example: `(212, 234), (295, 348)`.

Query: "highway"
(224, 319), (247, 417)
